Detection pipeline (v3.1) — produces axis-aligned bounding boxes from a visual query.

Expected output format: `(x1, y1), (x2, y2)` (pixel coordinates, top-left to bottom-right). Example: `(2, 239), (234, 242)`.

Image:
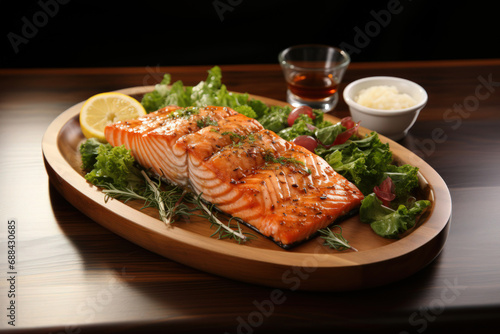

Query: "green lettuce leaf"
(315, 123), (345, 146)
(277, 114), (314, 141)
(326, 150), (368, 188)
(257, 105), (291, 133)
(163, 80), (192, 107)
(83, 142), (142, 189)
(246, 99), (269, 119)
(323, 133), (393, 195)
(233, 105), (257, 119)
(311, 109), (333, 129)
(384, 164), (420, 201)
(141, 74), (172, 112)
(79, 137), (105, 171)
(140, 66), (260, 116)
(360, 193), (431, 238)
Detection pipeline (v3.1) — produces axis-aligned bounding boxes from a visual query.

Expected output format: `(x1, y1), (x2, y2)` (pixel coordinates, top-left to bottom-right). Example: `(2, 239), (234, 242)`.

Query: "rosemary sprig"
(141, 170), (169, 224)
(99, 171), (192, 226)
(99, 169), (251, 242)
(138, 173), (200, 226)
(100, 183), (148, 203)
(198, 202), (248, 242)
(81, 138), (251, 243)
(209, 217), (255, 244)
(319, 225), (358, 252)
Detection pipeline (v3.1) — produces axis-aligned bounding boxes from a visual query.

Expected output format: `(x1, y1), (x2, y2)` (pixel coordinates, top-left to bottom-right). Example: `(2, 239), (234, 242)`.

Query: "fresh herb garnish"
(79, 138), (251, 243)
(196, 116), (218, 129)
(319, 225), (357, 252)
(246, 133), (259, 143)
(206, 212), (254, 243)
(221, 131), (260, 147)
(222, 131), (247, 142)
(196, 196), (254, 243)
(99, 172), (191, 225)
(167, 106), (200, 119)
(263, 153), (311, 174)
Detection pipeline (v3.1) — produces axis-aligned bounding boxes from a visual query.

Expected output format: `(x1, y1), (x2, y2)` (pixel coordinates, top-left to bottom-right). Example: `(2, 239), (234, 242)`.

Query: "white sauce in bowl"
(355, 85), (417, 110)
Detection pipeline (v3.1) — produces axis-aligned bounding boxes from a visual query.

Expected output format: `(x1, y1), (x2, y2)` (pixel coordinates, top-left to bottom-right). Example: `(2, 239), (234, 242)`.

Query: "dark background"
(1, 0), (498, 68)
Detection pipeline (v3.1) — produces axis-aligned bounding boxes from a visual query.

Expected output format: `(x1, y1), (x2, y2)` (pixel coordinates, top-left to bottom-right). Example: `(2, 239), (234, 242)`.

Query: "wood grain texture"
(1, 60), (500, 333)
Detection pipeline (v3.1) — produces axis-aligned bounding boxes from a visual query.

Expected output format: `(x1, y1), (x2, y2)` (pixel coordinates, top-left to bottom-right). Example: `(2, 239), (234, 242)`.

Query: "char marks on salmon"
(105, 106), (364, 246)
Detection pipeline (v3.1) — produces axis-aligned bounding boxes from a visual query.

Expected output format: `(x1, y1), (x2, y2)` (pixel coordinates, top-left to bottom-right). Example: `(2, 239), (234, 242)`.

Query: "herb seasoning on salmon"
(105, 106), (364, 247)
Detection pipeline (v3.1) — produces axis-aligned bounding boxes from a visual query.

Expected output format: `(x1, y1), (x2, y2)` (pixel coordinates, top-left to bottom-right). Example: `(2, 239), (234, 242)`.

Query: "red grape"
(374, 176), (396, 206)
(332, 122), (359, 146)
(288, 106), (315, 127)
(341, 116), (355, 129)
(292, 135), (318, 152)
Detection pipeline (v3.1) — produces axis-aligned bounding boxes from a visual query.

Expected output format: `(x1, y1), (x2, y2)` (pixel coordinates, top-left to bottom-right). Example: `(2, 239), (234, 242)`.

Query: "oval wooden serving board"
(42, 86), (451, 291)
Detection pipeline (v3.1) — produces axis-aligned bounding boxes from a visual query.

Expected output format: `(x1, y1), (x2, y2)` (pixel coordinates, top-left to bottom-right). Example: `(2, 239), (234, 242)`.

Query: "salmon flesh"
(105, 106), (364, 247)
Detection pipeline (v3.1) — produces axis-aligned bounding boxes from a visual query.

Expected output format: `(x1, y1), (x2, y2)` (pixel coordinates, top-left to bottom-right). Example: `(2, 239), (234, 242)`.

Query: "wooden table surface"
(1, 60), (500, 333)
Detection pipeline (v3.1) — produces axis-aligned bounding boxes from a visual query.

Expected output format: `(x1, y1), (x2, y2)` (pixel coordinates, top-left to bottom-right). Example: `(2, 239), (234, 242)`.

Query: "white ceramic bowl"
(343, 76), (428, 141)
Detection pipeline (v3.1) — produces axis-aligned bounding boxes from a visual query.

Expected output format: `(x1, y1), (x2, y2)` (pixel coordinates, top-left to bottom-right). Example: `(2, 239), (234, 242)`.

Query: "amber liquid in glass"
(288, 73), (338, 100)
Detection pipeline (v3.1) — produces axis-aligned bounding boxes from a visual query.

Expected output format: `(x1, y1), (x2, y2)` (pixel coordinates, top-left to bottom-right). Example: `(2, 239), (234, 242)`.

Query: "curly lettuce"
(360, 193), (431, 238)
(256, 105), (291, 133)
(278, 114), (314, 141)
(233, 105), (257, 119)
(79, 137), (103, 171)
(141, 66), (260, 117)
(141, 74), (173, 112)
(80, 140), (142, 190)
(322, 133), (393, 195)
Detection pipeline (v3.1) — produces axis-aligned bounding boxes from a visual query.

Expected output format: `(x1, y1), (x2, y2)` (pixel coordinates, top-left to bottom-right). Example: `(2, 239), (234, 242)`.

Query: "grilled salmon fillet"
(105, 106), (364, 247)
(105, 105), (238, 186)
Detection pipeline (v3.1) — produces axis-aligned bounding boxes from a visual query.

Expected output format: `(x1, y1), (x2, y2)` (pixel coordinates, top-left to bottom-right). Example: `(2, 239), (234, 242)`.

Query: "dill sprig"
(196, 116), (218, 129)
(221, 131), (261, 148)
(221, 131), (247, 142)
(263, 153), (312, 174)
(319, 225), (358, 252)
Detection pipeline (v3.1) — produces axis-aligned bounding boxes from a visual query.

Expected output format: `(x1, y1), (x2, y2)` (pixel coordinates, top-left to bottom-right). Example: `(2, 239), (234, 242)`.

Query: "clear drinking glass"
(279, 44), (350, 112)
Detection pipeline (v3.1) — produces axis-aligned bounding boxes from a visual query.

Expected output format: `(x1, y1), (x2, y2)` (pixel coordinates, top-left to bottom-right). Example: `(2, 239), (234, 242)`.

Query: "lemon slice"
(79, 92), (146, 142)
